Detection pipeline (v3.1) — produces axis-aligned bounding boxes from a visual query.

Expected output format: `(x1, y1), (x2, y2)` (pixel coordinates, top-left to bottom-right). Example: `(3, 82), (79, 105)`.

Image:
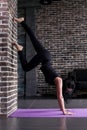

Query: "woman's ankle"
(13, 17), (24, 23)
(12, 42), (23, 51)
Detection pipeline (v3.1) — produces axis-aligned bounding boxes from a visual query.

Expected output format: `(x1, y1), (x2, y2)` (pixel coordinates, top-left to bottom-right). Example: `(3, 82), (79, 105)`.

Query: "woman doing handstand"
(13, 17), (72, 115)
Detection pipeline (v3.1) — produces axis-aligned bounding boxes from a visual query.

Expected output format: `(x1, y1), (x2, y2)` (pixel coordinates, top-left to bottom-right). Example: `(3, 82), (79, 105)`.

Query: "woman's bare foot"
(13, 17), (24, 23)
(12, 42), (23, 51)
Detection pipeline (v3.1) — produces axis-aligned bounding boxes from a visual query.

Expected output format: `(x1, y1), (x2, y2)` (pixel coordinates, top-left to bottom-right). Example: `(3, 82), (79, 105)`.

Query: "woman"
(13, 17), (72, 115)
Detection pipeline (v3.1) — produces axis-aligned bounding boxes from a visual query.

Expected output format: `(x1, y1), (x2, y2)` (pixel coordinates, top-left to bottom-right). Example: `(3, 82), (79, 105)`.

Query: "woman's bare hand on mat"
(63, 109), (73, 115)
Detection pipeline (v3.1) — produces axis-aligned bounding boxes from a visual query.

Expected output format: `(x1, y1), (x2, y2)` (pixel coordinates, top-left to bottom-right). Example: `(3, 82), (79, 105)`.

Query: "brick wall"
(35, 1), (87, 95)
(18, 0), (87, 96)
(0, 0), (17, 116)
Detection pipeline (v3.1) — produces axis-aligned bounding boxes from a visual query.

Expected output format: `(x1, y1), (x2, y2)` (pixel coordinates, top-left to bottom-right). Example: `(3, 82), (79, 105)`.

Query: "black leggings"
(18, 21), (60, 85)
(18, 21), (51, 72)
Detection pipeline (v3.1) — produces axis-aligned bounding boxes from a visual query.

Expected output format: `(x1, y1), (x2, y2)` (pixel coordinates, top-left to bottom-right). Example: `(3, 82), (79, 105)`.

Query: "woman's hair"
(63, 89), (74, 104)
(63, 72), (76, 103)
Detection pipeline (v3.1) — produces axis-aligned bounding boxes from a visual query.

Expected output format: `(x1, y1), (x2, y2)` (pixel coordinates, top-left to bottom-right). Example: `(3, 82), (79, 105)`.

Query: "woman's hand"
(63, 109), (73, 115)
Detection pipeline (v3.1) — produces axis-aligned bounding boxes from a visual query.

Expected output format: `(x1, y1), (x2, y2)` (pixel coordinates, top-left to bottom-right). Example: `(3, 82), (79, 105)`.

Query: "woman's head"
(63, 76), (76, 103)
(63, 88), (74, 103)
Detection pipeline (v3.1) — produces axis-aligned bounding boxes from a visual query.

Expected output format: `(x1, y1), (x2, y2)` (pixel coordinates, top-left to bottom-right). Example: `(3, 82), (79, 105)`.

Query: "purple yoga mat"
(9, 108), (87, 118)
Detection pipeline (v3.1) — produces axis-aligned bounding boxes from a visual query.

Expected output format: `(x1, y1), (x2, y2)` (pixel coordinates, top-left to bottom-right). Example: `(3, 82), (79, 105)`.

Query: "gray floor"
(1, 98), (87, 130)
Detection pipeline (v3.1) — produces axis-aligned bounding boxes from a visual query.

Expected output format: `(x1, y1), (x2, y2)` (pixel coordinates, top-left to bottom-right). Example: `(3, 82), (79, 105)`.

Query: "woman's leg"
(12, 42), (41, 72)
(18, 51), (41, 72)
(14, 17), (45, 53)
(54, 77), (73, 115)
